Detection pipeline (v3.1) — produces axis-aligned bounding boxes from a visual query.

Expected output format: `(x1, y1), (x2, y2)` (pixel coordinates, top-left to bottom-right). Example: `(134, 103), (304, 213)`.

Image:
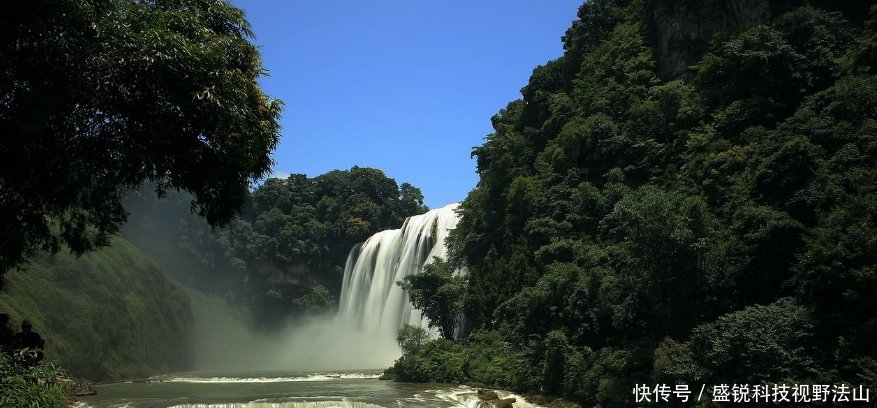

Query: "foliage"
(400, 0), (877, 405)
(385, 338), (467, 383)
(0, 237), (193, 380)
(396, 324), (431, 357)
(687, 298), (816, 385)
(293, 285), (334, 314)
(0, 0), (281, 278)
(385, 329), (527, 388)
(0, 352), (72, 408)
(651, 337), (701, 385)
(543, 330), (570, 395)
(398, 258), (465, 340)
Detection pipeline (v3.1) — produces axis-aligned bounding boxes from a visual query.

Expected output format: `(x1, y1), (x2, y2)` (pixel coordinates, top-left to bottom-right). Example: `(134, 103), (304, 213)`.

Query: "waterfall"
(198, 204), (462, 371)
(335, 203), (460, 336)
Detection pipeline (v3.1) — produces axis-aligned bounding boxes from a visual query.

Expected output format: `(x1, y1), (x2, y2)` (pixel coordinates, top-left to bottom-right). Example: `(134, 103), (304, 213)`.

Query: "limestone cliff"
(648, 0), (772, 79)
(646, 0), (872, 80)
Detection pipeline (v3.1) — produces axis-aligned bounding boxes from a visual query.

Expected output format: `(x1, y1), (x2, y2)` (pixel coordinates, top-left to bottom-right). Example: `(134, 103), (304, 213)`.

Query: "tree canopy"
(0, 0), (281, 275)
(389, 0), (877, 405)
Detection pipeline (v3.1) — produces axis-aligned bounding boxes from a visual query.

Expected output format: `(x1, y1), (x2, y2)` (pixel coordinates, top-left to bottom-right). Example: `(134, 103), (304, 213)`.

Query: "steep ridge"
(0, 237), (193, 380)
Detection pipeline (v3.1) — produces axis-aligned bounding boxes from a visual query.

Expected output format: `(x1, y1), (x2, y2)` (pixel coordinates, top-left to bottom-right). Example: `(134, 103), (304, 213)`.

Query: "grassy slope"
(0, 236), (193, 381)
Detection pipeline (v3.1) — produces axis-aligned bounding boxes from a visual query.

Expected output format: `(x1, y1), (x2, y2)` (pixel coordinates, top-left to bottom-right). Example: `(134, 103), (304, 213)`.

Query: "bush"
(0, 351), (72, 407)
(688, 298), (817, 384)
(385, 338), (466, 383)
(460, 330), (534, 390)
(396, 324), (430, 357)
(652, 337), (702, 384)
(385, 328), (531, 390)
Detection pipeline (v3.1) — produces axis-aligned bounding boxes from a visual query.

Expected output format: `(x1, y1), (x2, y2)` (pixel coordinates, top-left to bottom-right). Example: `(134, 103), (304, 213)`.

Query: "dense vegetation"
(0, 237), (193, 380)
(123, 167), (427, 327)
(0, 353), (72, 408)
(389, 0), (877, 405)
(0, 0), (280, 279)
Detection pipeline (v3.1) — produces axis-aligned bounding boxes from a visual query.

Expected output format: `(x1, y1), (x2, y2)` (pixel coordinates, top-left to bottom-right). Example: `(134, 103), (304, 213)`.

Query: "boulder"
(478, 388), (500, 401)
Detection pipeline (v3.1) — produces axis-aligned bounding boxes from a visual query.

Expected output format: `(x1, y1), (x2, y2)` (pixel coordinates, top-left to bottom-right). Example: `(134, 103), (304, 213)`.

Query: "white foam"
(425, 386), (543, 408)
(167, 400), (384, 408)
(73, 403), (133, 408)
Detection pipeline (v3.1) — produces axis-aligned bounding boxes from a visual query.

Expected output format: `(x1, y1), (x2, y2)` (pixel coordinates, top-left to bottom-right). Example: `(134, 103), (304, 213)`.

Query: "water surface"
(76, 370), (537, 408)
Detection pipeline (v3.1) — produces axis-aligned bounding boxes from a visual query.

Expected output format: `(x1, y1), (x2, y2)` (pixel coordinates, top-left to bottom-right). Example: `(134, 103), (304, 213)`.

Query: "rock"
(480, 397), (516, 408)
(648, 0), (772, 79)
(478, 388), (500, 401)
(498, 397), (517, 408)
(70, 379), (97, 396)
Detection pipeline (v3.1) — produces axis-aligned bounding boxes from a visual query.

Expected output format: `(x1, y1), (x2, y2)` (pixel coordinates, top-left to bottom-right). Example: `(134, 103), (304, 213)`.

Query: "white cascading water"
(335, 203), (460, 337)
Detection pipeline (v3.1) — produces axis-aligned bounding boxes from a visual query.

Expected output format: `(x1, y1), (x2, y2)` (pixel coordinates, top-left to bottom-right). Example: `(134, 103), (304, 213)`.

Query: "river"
(75, 370), (538, 408)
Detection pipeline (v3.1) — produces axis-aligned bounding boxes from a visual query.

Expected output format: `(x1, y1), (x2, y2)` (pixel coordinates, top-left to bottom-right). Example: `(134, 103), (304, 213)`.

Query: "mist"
(188, 290), (401, 373)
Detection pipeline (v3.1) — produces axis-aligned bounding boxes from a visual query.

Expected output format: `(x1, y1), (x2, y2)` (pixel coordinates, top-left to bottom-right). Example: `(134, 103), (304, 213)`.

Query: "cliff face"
(649, 0), (772, 79)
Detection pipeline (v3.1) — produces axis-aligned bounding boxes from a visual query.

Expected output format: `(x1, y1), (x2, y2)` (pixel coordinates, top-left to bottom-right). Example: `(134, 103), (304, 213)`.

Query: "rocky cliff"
(648, 0), (772, 79)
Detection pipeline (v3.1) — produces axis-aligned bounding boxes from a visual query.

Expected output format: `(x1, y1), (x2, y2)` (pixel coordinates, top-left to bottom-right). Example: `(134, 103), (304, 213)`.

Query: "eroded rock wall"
(649, 0), (772, 79)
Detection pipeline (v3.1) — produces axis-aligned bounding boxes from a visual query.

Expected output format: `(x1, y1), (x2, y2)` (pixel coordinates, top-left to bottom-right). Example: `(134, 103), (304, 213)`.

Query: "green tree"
(688, 299), (816, 385)
(542, 330), (570, 395)
(0, 0), (281, 276)
(399, 182), (428, 216)
(396, 324), (430, 357)
(398, 258), (465, 340)
(293, 285), (334, 314)
(599, 186), (711, 339)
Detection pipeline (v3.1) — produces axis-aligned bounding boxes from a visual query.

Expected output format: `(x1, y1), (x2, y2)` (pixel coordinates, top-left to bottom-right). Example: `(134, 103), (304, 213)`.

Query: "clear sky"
(231, 1), (584, 208)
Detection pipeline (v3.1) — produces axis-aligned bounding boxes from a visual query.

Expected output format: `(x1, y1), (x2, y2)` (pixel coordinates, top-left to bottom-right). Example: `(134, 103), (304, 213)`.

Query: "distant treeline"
(123, 166), (427, 327)
(387, 0), (877, 405)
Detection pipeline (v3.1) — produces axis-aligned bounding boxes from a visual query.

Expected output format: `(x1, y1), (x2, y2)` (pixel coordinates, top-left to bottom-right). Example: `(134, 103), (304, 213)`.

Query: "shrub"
(0, 351), (72, 408)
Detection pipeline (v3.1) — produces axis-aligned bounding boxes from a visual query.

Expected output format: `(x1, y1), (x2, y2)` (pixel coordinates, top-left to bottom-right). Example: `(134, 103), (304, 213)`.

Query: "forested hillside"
(390, 0), (877, 405)
(123, 166), (427, 327)
(0, 237), (192, 381)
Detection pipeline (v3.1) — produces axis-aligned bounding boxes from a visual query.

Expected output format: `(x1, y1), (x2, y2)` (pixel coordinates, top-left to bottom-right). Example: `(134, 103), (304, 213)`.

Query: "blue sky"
(232, 1), (584, 208)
